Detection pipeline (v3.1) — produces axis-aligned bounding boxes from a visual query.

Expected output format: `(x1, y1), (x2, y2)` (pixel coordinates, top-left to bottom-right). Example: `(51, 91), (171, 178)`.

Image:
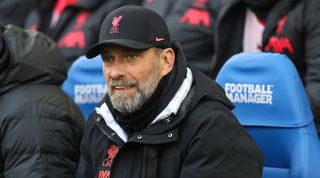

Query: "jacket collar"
(95, 68), (193, 143)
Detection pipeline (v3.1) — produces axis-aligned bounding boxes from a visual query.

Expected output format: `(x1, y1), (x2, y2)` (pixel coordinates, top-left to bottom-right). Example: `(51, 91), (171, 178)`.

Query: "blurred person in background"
(143, 0), (215, 76)
(0, 0), (34, 27)
(0, 25), (85, 178)
(209, 0), (320, 135)
(24, 0), (141, 67)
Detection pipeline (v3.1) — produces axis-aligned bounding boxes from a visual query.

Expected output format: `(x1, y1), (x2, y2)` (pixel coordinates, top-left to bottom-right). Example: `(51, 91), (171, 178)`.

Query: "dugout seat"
(62, 55), (106, 120)
(216, 52), (320, 178)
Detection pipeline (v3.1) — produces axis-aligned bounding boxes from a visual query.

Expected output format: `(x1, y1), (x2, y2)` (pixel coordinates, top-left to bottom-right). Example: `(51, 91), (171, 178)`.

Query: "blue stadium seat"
(62, 55), (106, 120)
(216, 52), (320, 178)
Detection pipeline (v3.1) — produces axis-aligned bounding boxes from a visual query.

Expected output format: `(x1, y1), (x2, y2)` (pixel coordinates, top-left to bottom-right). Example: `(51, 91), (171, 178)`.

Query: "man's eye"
(102, 56), (113, 63)
(127, 54), (137, 60)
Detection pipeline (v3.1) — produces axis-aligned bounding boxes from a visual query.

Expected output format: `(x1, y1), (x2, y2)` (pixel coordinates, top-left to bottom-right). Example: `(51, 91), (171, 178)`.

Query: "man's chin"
(109, 93), (144, 114)
(110, 92), (136, 102)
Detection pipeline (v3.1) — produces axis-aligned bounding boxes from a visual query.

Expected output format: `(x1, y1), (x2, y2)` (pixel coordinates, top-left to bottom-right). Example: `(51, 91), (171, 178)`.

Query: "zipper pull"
(164, 113), (175, 124)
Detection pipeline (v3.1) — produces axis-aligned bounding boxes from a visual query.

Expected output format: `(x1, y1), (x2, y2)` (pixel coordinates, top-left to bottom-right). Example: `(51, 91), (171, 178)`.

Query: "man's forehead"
(101, 46), (152, 54)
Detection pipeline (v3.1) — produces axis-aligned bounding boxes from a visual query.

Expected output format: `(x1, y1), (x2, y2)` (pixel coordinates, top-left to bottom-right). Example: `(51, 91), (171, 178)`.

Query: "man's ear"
(159, 48), (175, 76)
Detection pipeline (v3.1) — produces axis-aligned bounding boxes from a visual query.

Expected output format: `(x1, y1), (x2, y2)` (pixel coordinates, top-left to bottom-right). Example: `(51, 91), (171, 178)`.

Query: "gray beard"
(108, 63), (161, 114)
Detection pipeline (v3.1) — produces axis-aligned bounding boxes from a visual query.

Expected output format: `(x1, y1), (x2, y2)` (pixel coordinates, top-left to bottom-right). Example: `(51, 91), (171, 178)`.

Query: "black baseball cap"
(86, 5), (171, 59)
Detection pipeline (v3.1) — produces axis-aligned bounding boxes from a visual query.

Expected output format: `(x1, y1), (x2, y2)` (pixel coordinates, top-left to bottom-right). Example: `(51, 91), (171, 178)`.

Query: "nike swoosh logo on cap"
(155, 36), (165, 42)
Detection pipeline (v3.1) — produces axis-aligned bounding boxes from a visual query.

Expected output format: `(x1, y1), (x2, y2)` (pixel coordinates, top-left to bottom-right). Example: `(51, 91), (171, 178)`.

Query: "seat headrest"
(216, 52), (313, 127)
(62, 55), (106, 119)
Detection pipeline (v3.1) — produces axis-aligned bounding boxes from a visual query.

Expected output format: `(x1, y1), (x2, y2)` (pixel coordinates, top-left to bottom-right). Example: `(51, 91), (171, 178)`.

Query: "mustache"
(108, 78), (138, 87)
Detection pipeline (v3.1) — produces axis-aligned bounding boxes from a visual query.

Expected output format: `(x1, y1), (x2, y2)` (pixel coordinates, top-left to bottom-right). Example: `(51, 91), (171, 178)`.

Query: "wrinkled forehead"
(101, 46), (158, 57)
(102, 45), (148, 53)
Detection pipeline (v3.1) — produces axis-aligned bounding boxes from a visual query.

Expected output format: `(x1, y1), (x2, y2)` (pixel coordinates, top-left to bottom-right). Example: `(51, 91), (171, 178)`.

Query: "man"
(77, 6), (263, 178)
(0, 0), (33, 27)
(208, 0), (320, 134)
(24, 0), (141, 67)
(142, 0), (215, 76)
(0, 25), (84, 177)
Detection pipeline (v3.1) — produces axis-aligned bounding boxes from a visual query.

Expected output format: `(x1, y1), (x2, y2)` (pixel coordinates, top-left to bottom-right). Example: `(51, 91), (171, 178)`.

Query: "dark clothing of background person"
(0, 25), (85, 178)
(209, 0), (320, 134)
(142, 0), (215, 76)
(76, 41), (263, 178)
(0, 0), (34, 27)
(24, 0), (141, 67)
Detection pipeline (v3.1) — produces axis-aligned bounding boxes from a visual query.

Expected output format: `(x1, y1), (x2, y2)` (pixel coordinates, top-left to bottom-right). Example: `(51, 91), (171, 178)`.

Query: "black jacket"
(0, 0), (33, 27)
(24, 0), (142, 66)
(143, 0), (215, 76)
(76, 42), (263, 178)
(209, 0), (320, 133)
(0, 25), (85, 178)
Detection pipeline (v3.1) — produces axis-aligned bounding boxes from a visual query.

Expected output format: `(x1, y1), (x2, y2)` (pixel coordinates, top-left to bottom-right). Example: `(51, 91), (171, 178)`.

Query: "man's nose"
(109, 60), (126, 78)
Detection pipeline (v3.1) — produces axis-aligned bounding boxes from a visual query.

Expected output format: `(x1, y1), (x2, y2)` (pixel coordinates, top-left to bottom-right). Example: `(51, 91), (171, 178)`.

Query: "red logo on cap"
(110, 15), (123, 34)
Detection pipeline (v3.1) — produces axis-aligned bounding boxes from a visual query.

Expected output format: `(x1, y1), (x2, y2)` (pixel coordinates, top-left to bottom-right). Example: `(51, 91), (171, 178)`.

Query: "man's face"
(101, 47), (165, 114)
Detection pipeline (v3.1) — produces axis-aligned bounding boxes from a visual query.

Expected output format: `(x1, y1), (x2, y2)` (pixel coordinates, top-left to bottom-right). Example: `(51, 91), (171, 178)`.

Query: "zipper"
(142, 145), (159, 178)
(95, 114), (124, 146)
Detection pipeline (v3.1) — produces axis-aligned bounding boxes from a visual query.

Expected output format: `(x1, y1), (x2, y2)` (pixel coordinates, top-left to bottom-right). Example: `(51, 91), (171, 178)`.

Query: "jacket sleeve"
(76, 117), (95, 178)
(0, 99), (84, 178)
(179, 110), (263, 178)
(0, 26), (10, 72)
(304, 0), (320, 132)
